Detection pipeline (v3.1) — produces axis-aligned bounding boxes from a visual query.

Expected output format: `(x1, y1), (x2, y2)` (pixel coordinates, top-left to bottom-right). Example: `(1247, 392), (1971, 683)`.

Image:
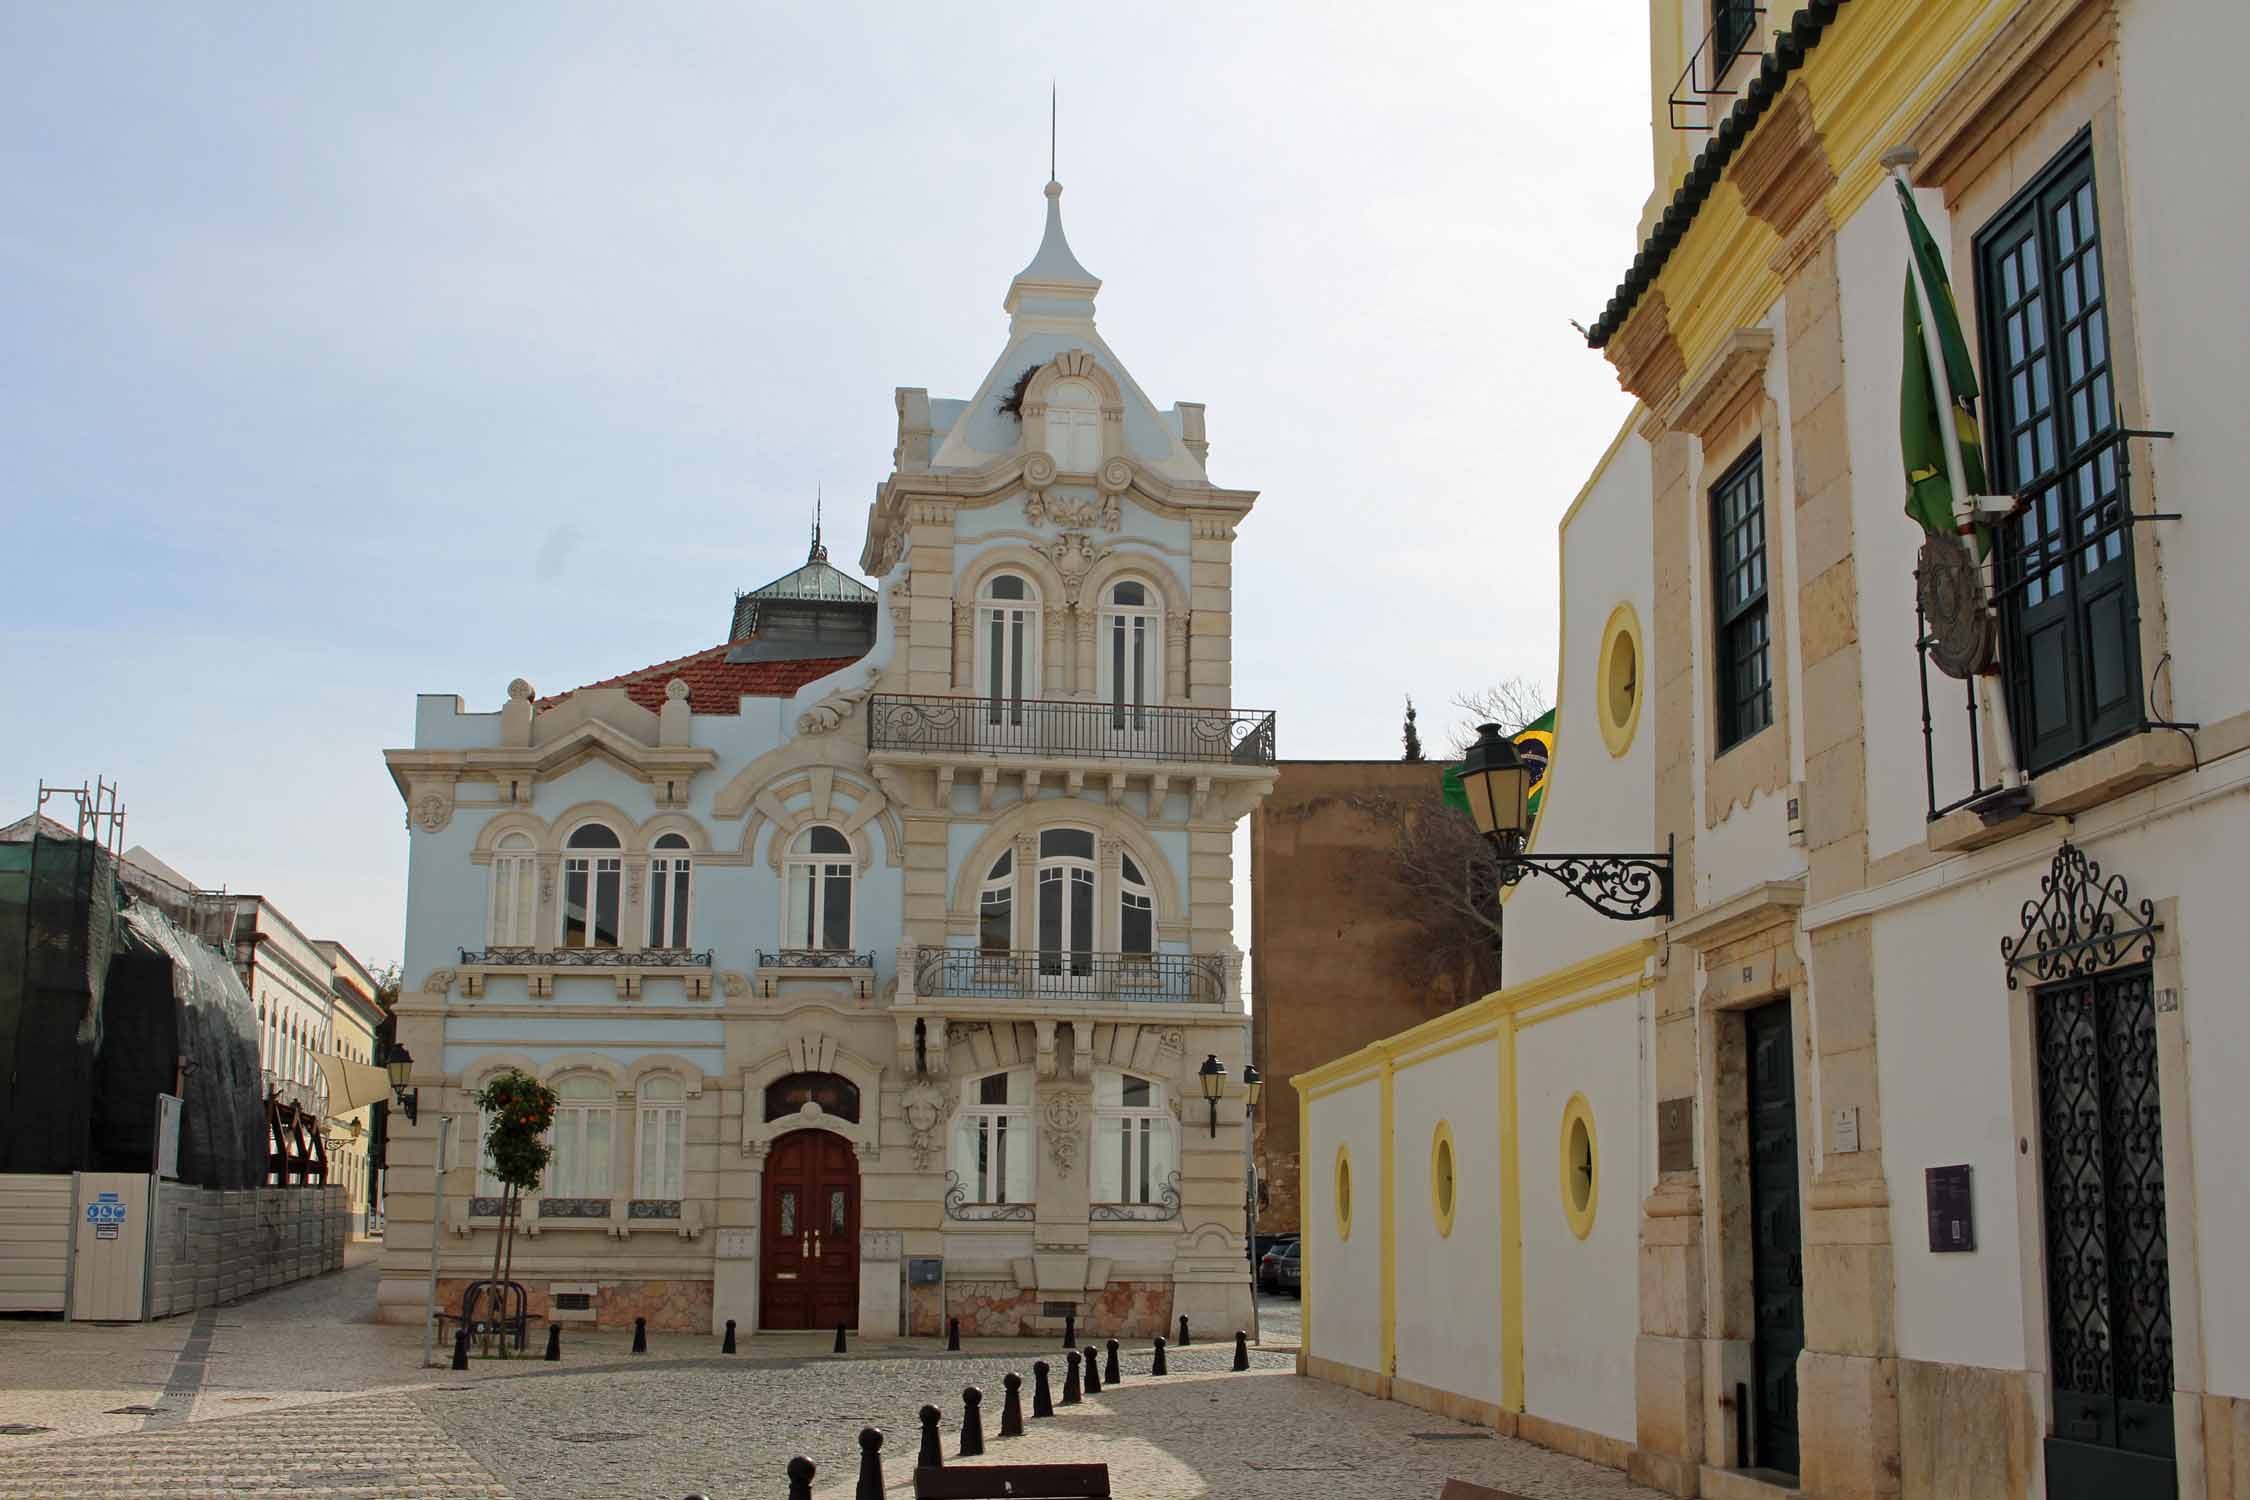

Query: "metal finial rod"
(1050, 82), (1057, 182)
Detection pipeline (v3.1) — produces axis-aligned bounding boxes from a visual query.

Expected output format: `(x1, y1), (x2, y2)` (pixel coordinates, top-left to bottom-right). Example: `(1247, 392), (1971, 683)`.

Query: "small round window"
(1430, 1121), (1457, 1238)
(1334, 1145), (1353, 1241)
(1560, 1094), (1598, 1239)
(1596, 603), (1643, 758)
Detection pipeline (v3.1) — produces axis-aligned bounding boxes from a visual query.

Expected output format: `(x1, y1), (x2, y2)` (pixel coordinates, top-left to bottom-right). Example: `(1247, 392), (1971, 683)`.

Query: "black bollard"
(946, 1317), (960, 1352)
(1178, 1313), (1191, 1347)
(1032, 1360), (1055, 1418)
(544, 1324), (561, 1361)
(785, 1455), (815, 1500)
(1082, 1345), (1101, 1395)
(1061, 1349), (1082, 1405)
(450, 1324), (468, 1371)
(722, 1318), (736, 1354)
(1233, 1329), (1250, 1371)
(632, 1317), (648, 1355)
(1151, 1336), (1167, 1377)
(916, 1404), (944, 1470)
(959, 1385), (985, 1458)
(854, 1426), (885, 1500)
(834, 1322), (847, 1355)
(1062, 1307), (1076, 1349)
(1104, 1338), (1121, 1385)
(1000, 1372), (1025, 1438)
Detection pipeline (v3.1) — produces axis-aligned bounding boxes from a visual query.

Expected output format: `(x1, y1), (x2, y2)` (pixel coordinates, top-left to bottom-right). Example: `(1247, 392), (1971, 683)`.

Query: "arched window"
(978, 850), (1014, 954)
(977, 573), (1040, 725)
(635, 1076), (686, 1200)
(1045, 377), (1102, 473)
(647, 833), (692, 949)
(1036, 828), (1097, 981)
(549, 1075), (614, 1200)
(1119, 853), (1155, 956)
(1093, 1072), (1175, 1206)
(1098, 578), (1161, 727)
(952, 1069), (1033, 1204)
(489, 831), (537, 946)
(561, 823), (623, 949)
(785, 826), (854, 951)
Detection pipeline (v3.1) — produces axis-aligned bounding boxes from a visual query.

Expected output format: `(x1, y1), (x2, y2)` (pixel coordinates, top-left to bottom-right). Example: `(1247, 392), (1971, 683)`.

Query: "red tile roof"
(538, 643), (865, 717)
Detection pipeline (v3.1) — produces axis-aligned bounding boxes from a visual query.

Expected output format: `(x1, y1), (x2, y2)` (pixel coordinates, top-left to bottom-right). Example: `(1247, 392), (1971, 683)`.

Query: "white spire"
(1005, 172), (1100, 320)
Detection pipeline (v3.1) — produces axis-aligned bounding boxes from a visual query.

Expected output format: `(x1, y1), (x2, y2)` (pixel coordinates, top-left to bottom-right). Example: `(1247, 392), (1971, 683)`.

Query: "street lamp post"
(1197, 1053), (1227, 1139)
(1241, 1063), (1263, 1344)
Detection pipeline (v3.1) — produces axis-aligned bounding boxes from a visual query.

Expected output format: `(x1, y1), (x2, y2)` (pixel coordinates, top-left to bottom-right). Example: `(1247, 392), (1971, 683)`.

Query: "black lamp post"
(1457, 722), (1675, 923)
(1197, 1054), (1227, 1139)
(384, 1042), (420, 1126)
(1241, 1062), (1263, 1343)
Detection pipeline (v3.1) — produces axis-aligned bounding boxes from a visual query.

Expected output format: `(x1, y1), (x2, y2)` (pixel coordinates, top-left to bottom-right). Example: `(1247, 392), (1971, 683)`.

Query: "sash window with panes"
(952, 1070), (1033, 1204)
(488, 832), (537, 945)
(785, 826), (854, 951)
(547, 1076), (614, 1200)
(1711, 446), (1772, 750)
(979, 850), (1014, 954)
(646, 833), (692, 949)
(635, 1076), (686, 1201)
(1119, 854), (1155, 957)
(1099, 579), (1160, 730)
(1045, 378), (1103, 473)
(1036, 828), (1096, 982)
(1977, 133), (2139, 775)
(978, 574), (1040, 726)
(1093, 1072), (1175, 1206)
(561, 823), (623, 949)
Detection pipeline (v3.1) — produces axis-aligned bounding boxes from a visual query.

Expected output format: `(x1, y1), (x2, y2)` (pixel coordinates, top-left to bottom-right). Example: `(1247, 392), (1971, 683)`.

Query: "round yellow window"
(1430, 1121), (1457, 1238)
(1334, 1145), (1353, 1241)
(1560, 1094), (1598, 1239)
(1597, 603), (1643, 758)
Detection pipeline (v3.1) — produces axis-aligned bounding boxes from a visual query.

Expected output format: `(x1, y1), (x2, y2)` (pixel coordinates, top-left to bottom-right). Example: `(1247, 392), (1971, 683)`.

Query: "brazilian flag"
(1897, 177), (1988, 551)
(1443, 709), (1557, 823)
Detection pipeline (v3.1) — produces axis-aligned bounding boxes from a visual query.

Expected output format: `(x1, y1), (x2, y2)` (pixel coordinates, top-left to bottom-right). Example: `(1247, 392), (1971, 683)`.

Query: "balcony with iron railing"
(450, 945), (717, 999)
(868, 694), (1275, 768)
(909, 946), (1232, 1007)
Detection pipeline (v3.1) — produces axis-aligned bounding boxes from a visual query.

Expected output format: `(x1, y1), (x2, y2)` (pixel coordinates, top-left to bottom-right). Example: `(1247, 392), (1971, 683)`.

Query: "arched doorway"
(761, 1131), (859, 1330)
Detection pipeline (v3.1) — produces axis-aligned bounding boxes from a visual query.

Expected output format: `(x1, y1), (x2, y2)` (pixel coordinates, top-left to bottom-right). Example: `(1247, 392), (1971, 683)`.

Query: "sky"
(0, 2), (1649, 970)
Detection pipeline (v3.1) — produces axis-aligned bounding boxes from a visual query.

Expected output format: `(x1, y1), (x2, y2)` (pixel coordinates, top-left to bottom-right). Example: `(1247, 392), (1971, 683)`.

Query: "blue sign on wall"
(86, 1190), (129, 1241)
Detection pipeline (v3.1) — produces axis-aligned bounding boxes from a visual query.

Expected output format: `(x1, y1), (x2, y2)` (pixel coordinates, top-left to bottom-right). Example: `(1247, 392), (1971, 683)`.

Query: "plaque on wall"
(1656, 1096), (1695, 1173)
(907, 1256), (944, 1286)
(1925, 1164), (1974, 1252)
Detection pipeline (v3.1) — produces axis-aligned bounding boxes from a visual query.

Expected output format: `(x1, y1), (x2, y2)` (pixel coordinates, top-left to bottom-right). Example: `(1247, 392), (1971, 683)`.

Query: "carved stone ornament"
(1157, 1027), (1185, 1056)
(1041, 1088), (1089, 1176)
(1917, 537), (1996, 679)
(1022, 452), (1058, 492)
(1032, 531), (1112, 606)
(875, 526), (905, 577)
(1097, 457), (1133, 498)
(720, 971), (751, 999)
(797, 665), (882, 735)
(412, 793), (451, 833)
(422, 967), (457, 996)
(902, 1079), (954, 1170)
(1024, 490), (1120, 533)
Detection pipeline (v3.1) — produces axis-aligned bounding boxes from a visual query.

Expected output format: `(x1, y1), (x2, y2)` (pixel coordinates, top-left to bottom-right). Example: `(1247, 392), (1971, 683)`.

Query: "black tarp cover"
(116, 904), (265, 1189)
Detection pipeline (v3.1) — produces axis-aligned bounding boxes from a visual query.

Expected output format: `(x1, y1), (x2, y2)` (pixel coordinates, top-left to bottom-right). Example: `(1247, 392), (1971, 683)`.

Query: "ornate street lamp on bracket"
(384, 1043), (420, 1126)
(1197, 1053), (1228, 1140)
(1456, 722), (1675, 922)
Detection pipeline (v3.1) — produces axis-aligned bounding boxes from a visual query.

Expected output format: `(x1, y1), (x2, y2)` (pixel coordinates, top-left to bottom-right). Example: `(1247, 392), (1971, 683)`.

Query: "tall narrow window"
(548, 1076), (614, 1199)
(1093, 1072), (1175, 1206)
(952, 1070), (1033, 1203)
(646, 833), (692, 949)
(978, 574), (1039, 726)
(1036, 828), (1096, 982)
(561, 823), (623, 949)
(1099, 579), (1161, 730)
(785, 826), (855, 951)
(979, 850), (1014, 954)
(489, 832), (537, 946)
(636, 1076), (686, 1200)
(1711, 446), (1772, 750)
(1977, 134), (2137, 774)
(1045, 377), (1102, 473)
(1713, 0), (1757, 66)
(1119, 853), (1154, 956)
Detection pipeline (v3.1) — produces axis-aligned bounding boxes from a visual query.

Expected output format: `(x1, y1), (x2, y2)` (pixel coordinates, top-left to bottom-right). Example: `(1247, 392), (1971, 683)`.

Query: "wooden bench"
(913, 1462), (1110, 1498)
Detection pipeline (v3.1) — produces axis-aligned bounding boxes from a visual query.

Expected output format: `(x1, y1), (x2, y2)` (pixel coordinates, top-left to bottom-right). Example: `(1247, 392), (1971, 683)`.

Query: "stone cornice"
(1900, 0), (2113, 201)
(1666, 877), (1806, 951)
(1733, 83), (1836, 280)
(1606, 288), (1687, 409)
(384, 730), (719, 802)
(1659, 328), (1774, 442)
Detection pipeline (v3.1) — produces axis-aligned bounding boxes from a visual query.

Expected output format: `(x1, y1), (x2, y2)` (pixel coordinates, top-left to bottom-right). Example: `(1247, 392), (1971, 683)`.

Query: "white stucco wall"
(1303, 1073), (1382, 1376)
(1390, 1038), (1504, 1407)
(1515, 993), (1645, 1443)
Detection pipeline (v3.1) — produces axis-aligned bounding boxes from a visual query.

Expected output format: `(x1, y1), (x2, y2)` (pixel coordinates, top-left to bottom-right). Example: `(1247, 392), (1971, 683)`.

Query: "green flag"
(1442, 709), (1557, 821)
(1897, 177), (1988, 548)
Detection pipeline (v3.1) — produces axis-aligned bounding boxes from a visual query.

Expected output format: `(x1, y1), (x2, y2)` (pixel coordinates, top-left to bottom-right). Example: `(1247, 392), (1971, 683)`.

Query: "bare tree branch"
(1446, 676), (1552, 754)
(1343, 787), (1505, 1004)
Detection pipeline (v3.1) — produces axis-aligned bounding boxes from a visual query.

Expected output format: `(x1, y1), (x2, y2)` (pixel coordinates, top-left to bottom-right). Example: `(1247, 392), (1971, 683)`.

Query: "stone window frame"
(1597, 601), (1647, 759)
(1334, 1143), (1354, 1242)
(467, 803), (722, 958)
(1429, 1118), (1458, 1239)
(951, 1065), (1037, 1207)
(779, 823), (859, 954)
(945, 802), (1188, 949)
(1559, 1092), (1599, 1240)
(1090, 1068), (1175, 1209)
(1710, 443), (1775, 752)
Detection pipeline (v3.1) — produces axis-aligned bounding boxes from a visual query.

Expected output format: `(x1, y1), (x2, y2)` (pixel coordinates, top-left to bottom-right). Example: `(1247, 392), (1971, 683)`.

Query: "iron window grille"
(1667, 2), (1767, 131)
(460, 946), (714, 968)
(1711, 445), (1773, 751)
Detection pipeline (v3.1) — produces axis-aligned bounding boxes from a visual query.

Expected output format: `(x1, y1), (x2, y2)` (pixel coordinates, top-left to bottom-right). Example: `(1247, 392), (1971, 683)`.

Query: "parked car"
(1257, 1236), (1298, 1291)
(1274, 1241), (1301, 1297)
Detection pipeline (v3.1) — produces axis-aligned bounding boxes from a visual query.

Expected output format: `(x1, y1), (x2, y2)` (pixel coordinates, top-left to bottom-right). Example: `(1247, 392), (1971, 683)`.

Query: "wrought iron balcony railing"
(756, 948), (877, 970)
(913, 946), (1227, 1005)
(868, 694), (1276, 766)
(459, 946), (715, 968)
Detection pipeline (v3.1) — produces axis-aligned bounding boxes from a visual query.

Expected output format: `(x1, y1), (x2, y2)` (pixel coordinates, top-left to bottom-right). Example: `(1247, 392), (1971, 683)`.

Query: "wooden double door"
(1746, 1000), (1804, 1478)
(760, 1132), (859, 1330)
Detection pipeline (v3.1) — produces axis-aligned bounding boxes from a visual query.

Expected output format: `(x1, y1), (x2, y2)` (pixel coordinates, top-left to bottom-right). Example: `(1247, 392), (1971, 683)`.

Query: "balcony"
(752, 948), (877, 1001)
(868, 694), (1275, 767)
(451, 945), (715, 1000)
(910, 947), (1230, 1006)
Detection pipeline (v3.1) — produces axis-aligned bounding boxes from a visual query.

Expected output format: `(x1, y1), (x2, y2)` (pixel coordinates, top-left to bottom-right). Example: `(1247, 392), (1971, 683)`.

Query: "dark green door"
(2037, 968), (2176, 1500)
(1746, 1001), (1803, 1476)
